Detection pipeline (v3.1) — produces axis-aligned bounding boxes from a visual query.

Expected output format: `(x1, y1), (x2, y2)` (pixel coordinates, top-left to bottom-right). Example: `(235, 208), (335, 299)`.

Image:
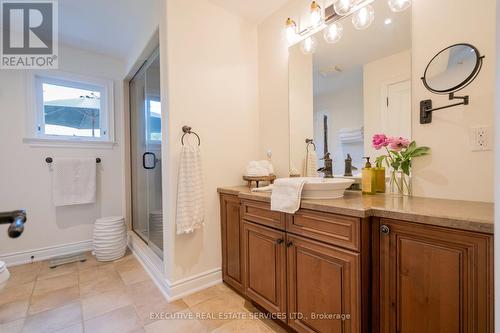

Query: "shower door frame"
(128, 47), (163, 259)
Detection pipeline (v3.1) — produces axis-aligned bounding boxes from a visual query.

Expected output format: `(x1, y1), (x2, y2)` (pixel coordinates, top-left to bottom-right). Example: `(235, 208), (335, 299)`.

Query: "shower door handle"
(143, 152), (157, 170)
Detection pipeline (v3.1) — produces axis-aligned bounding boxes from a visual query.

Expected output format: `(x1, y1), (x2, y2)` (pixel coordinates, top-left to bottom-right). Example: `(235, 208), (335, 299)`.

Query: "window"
(147, 98), (162, 142)
(29, 71), (114, 144)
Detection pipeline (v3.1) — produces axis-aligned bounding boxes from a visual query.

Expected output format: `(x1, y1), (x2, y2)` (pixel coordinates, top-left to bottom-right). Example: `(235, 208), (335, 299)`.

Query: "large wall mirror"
(288, 0), (412, 177)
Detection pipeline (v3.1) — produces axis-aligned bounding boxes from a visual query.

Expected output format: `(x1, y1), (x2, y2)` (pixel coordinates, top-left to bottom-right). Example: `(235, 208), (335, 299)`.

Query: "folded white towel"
(271, 178), (307, 214)
(304, 150), (318, 177)
(251, 184), (274, 192)
(176, 143), (204, 235)
(339, 126), (364, 135)
(339, 134), (363, 144)
(52, 158), (96, 206)
(244, 160), (274, 177)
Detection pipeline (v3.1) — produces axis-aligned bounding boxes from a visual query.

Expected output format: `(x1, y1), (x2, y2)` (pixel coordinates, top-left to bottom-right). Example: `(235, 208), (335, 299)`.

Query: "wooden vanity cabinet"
(375, 218), (493, 333)
(220, 194), (244, 293)
(287, 234), (361, 333)
(243, 220), (287, 320)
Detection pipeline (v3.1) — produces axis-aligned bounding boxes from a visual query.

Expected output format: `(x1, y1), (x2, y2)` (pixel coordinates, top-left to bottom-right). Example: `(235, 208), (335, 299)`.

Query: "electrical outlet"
(470, 126), (493, 151)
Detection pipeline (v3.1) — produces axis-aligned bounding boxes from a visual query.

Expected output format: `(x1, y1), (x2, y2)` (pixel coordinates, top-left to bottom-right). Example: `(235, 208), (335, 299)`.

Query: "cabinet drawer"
(241, 200), (285, 230)
(287, 209), (360, 251)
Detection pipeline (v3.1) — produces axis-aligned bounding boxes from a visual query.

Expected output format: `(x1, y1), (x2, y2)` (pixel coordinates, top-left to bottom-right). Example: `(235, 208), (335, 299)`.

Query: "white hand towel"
(304, 150), (318, 177)
(176, 143), (204, 235)
(52, 158), (96, 206)
(271, 178), (307, 214)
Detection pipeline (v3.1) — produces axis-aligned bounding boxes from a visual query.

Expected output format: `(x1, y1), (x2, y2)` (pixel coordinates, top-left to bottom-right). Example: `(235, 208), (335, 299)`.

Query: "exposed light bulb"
(384, 18), (392, 25)
(323, 22), (343, 44)
(334, 0), (355, 16)
(388, 0), (411, 12)
(310, 1), (322, 26)
(352, 5), (375, 30)
(285, 18), (297, 44)
(300, 36), (318, 54)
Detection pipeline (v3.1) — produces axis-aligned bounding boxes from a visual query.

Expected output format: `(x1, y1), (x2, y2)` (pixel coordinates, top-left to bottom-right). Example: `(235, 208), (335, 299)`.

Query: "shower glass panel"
(130, 49), (163, 258)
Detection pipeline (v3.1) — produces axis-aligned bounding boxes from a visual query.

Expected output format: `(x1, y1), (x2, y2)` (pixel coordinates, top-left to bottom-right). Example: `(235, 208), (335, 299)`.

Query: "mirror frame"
(421, 43), (483, 95)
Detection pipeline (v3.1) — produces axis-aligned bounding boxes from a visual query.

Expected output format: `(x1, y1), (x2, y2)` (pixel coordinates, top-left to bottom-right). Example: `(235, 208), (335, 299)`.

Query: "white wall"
(258, 1), (302, 177)
(495, 0), (500, 324)
(411, 0), (496, 202)
(163, 0), (259, 283)
(363, 50), (411, 158)
(0, 45), (126, 257)
(288, 45), (313, 174)
(258, 0), (496, 202)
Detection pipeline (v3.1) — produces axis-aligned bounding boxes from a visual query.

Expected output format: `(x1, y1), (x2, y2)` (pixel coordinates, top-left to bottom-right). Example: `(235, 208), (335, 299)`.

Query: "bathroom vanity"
(218, 187), (493, 333)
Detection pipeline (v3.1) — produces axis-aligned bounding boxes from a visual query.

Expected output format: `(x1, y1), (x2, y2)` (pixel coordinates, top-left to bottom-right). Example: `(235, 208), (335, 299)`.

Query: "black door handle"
(143, 152), (157, 170)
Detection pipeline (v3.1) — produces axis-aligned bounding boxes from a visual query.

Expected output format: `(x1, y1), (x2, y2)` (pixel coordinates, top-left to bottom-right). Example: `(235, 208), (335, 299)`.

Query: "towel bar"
(45, 157), (101, 164)
(181, 126), (201, 146)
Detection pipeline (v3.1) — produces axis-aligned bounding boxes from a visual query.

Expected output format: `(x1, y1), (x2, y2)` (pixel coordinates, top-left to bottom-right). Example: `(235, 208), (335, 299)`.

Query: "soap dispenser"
(362, 157), (376, 195)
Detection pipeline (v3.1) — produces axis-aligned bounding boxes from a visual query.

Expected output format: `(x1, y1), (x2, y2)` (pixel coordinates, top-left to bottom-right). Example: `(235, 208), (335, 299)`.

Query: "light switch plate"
(470, 126), (493, 151)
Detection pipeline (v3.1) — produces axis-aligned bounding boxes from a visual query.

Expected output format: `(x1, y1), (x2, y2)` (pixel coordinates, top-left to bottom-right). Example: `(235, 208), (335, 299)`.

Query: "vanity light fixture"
(301, 36), (318, 54)
(285, 18), (298, 44)
(352, 5), (375, 30)
(388, 0), (411, 12)
(334, 0), (355, 16)
(310, 1), (323, 26)
(285, 0), (410, 51)
(323, 21), (343, 44)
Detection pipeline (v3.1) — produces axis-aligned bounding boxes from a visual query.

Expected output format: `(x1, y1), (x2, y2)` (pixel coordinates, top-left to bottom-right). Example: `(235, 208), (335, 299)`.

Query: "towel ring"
(305, 138), (316, 152)
(181, 126), (201, 146)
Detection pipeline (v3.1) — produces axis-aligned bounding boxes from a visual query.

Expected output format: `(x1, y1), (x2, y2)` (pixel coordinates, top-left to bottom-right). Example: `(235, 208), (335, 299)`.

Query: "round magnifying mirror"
(422, 43), (483, 94)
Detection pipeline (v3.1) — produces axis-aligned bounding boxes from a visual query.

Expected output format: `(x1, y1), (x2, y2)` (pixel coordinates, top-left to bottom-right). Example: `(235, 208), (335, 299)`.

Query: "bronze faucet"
(317, 115), (333, 178)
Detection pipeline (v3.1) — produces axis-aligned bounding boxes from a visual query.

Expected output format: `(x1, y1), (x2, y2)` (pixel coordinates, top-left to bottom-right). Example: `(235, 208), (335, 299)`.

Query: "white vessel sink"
(302, 178), (355, 200)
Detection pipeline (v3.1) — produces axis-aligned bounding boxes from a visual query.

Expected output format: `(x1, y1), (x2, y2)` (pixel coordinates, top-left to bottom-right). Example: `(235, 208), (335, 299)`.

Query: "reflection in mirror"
(423, 44), (480, 93)
(288, 0), (412, 178)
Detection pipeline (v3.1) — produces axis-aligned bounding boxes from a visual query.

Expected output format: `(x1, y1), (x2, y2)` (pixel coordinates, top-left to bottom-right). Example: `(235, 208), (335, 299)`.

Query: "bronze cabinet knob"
(380, 225), (390, 235)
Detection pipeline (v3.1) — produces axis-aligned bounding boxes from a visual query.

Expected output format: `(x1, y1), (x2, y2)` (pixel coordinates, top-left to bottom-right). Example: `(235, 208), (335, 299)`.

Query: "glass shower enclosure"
(129, 48), (163, 258)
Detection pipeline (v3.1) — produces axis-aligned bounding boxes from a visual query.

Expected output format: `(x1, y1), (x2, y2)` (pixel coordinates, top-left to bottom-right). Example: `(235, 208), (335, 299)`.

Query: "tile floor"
(0, 251), (287, 333)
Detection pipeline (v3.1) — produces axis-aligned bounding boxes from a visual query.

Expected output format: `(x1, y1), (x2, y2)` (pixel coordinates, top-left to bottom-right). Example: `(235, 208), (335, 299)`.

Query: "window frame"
(26, 70), (115, 145)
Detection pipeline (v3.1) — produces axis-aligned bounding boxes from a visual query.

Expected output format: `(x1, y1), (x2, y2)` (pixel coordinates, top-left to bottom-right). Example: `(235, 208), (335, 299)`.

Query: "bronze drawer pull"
(286, 241), (293, 248)
(276, 239), (284, 245)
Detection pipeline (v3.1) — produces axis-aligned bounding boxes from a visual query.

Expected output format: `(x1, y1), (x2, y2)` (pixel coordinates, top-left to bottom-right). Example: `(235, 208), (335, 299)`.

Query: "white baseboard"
(165, 268), (222, 301)
(0, 240), (93, 267)
(127, 232), (222, 302)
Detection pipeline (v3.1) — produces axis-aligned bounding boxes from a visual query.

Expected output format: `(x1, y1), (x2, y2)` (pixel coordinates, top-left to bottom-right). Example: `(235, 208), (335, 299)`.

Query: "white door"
(384, 80), (411, 138)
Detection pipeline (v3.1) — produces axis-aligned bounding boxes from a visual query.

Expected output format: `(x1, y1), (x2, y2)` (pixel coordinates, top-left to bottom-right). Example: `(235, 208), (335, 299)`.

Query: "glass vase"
(389, 170), (412, 196)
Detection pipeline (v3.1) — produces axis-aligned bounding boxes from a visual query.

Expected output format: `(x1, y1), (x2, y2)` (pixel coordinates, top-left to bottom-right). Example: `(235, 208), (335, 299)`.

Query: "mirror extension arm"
(420, 93), (469, 124)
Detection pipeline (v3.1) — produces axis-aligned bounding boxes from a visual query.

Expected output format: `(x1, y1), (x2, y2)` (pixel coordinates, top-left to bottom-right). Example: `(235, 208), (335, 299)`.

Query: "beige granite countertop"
(218, 186), (494, 234)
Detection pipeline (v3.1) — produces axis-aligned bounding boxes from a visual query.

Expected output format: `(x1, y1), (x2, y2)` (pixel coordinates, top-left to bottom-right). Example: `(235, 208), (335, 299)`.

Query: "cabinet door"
(378, 219), (493, 333)
(243, 221), (287, 319)
(220, 194), (244, 293)
(287, 234), (360, 333)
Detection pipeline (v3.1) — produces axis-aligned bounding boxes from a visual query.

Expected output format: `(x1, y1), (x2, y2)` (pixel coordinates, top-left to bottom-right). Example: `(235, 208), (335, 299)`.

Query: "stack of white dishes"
(0, 261), (10, 289)
(149, 211), (163, 249)
(93, 216), (127, 261)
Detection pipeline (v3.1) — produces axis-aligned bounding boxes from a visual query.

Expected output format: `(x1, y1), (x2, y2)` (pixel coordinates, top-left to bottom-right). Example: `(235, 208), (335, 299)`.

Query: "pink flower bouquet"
(372, 134), (430, 195)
